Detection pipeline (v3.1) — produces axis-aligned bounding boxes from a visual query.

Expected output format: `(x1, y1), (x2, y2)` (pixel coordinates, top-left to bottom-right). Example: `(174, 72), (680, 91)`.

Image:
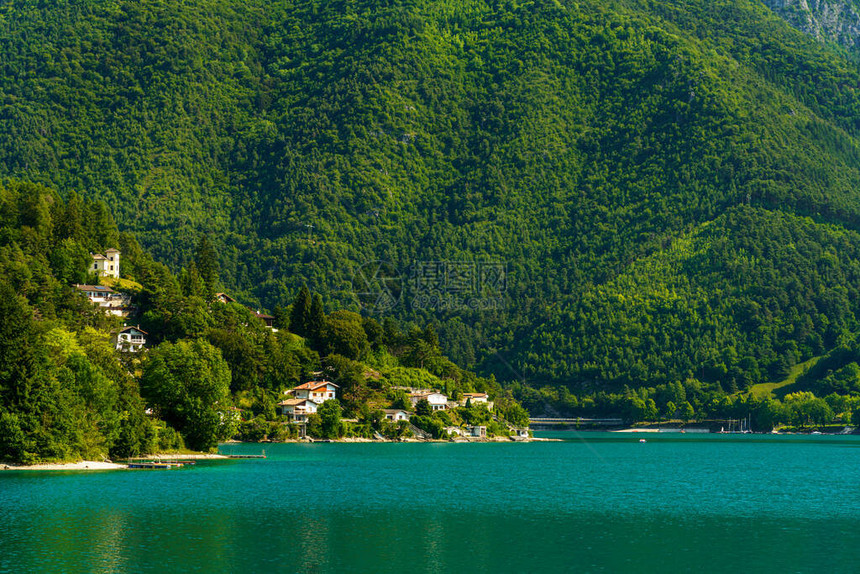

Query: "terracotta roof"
(253, 311), (274, 319)
(463, 393), (488, 398)
(105, 248), (119, 253)
(278, 398), (309, 407)
(92, 254), (107, 260)
(293, 381), (339, 391)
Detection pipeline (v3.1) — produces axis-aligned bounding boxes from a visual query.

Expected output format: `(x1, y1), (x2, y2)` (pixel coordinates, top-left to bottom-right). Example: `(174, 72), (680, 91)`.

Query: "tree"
(666, 401), (677, 419)
(503, 403), (530, 427)
(289, 284), (311, 337)
(415, 398), (432, 417)
(316, 400), (344, 439)
(308, 293), (326, 345)
(680, 401), (695, 422)
(319, 310), (369, 360)
(194, 236), (220, 299)
(140, 339), (232, 450)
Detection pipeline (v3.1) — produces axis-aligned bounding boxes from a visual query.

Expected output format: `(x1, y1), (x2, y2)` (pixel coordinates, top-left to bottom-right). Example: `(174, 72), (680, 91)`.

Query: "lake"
(2, 432), (859, 573)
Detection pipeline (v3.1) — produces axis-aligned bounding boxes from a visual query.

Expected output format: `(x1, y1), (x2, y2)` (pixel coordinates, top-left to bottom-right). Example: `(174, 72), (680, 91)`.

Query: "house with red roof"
(279, 380), (339, 423)
(287, 380), (339, 403)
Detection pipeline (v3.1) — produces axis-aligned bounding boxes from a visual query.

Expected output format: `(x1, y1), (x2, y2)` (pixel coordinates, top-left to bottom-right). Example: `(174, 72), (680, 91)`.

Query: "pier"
(530, 418), (624, 430)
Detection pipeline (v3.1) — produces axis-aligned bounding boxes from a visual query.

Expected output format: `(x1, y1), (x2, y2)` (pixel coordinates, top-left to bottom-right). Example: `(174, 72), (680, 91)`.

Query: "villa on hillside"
(279, 380), (339, 425)
(409, 391), (449, 411)
(288, 380), (339, 403)
(278, 398), (319, 423)
(74, 284), (133, 317)
(382, 409), (410, 422)
(460, 392), (493, 409)
(111, 325), (147, 352)
(91, 248), (120, 279)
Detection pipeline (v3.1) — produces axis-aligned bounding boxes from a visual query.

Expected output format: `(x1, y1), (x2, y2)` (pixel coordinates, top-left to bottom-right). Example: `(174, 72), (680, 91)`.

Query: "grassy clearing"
(749, 355), (822, 399)
(101, 276), (143, 291)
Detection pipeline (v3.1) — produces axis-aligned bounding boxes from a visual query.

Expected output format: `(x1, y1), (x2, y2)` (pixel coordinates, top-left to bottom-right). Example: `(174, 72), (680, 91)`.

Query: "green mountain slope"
(4, 0), (860, 392)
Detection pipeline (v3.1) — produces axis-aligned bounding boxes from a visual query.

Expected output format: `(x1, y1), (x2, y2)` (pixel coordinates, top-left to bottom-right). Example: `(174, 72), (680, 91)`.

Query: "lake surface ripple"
(2, 433), (858, 573)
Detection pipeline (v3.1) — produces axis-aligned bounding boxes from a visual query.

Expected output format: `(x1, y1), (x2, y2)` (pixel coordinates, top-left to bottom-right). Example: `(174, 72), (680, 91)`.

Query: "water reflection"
(3, 437), (860, 572)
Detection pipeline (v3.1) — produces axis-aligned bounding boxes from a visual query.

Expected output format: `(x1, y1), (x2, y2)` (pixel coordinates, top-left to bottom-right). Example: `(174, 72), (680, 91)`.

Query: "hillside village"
(73, 246), (531, 446)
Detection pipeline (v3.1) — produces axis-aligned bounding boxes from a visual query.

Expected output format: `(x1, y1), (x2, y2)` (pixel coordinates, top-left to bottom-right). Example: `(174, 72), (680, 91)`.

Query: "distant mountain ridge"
(762, 0), (860, 50)
(4, 0), (860, 392)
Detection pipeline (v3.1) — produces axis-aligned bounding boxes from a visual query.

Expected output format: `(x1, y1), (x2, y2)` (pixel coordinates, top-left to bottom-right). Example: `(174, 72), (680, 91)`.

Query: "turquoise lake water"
(2, 432), (860, 573)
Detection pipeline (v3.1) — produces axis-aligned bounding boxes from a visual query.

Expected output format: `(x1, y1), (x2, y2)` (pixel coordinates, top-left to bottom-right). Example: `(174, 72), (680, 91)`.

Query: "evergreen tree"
(289, 284), (311, 337)
(307, 293), (325, 345)
(194, 236), (220, 299)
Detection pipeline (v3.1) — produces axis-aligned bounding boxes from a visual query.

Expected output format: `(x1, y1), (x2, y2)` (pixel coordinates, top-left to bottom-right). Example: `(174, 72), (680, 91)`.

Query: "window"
(110, 265), (114, 271)
(93, 264), (97, 269)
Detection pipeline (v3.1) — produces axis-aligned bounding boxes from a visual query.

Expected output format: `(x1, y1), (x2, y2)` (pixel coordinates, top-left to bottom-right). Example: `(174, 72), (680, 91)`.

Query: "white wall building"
(288, 381), (339, 403)
(74, 284), (132, 317)
(91, 248), (120, 279)
(382, 409), (410, 422)
(410, 391), (449, 411)
(278, 398), (319, 423)
(111, 326), (147, 352)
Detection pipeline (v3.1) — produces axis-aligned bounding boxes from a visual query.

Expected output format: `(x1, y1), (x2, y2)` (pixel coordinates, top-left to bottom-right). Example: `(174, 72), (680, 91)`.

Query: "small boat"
(639, 439), (647, 443)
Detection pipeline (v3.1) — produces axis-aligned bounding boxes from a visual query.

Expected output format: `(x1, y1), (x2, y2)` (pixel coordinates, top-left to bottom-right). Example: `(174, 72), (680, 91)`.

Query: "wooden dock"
(225, 453), (266, 459)
(125, 458), (197, 469)
(127, 462), (183, 469)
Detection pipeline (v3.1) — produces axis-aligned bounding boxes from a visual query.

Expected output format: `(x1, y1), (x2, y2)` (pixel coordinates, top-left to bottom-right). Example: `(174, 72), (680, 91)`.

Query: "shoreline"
(1, 453), (229, 471)
(1, 460), (127, 471)
(233, 436), (560, 444)
(1, 440), (559, 470)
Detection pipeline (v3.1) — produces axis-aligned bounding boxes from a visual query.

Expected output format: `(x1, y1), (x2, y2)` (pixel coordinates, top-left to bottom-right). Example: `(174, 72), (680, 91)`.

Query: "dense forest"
(0, 182), (525, 463)
(4, 0), (860, 407)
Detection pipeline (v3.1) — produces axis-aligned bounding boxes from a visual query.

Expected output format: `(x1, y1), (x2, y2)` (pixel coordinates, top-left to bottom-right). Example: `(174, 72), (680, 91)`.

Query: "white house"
(91, 248), (120, 279)
(461, 392), (489, 405)
(288, 381), (339, 403)
(466, 425), (487, 438)
(382, 409), (410, 422)
(278, 398), (319, 423)
(460, 392), (493, 410)
(111, 326), (147, 352)
(409, 391), (449, 411)
(74, 284), (133, 317)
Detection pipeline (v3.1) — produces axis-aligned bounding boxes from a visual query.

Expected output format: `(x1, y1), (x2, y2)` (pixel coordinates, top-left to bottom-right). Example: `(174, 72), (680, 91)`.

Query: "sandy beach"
(1, 453), (229, 471)
(1, 460), (127, 471)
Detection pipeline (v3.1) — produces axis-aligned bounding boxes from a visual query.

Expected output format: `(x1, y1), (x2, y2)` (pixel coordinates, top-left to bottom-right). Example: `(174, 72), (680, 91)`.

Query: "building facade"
(91, 248), (120, 279)
(111, 326), (147, 352)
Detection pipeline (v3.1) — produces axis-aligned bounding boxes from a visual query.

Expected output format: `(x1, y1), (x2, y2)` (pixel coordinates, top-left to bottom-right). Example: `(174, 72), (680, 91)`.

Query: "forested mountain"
(0, 181), (524, 463)
(5, 0), (860, 397)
